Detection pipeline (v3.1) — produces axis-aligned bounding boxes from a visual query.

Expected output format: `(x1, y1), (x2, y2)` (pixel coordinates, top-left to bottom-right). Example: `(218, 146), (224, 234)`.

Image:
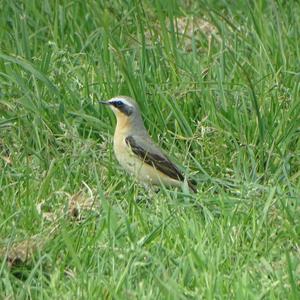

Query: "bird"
(99, 96), (196, 193)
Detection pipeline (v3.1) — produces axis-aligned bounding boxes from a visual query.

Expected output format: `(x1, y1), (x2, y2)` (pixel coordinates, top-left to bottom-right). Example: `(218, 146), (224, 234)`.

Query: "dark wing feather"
(125, 135), (196, 192)
(125, 136), (183, 181)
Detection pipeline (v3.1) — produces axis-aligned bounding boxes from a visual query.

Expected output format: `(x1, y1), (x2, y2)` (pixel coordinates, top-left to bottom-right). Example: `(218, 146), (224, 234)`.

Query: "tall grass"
(0, 0), (299, 299)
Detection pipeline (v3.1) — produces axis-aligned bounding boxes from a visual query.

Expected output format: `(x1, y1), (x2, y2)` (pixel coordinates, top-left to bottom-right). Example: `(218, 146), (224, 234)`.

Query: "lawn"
(0, 0), (299, 299)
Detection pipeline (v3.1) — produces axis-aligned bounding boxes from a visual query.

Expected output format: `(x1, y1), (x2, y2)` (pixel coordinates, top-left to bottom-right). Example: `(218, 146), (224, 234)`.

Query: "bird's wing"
(125, 135), (185, 182)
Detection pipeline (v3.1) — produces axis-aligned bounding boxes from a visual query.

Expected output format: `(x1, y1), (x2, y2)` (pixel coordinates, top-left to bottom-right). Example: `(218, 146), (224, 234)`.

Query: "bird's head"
(99, 96), (142, 126)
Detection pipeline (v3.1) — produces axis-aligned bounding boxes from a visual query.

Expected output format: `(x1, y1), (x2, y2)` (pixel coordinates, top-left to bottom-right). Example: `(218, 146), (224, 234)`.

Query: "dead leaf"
(68, 190), (99, 220)
(144, 16), (218, 51)
(2, 156), (12, 165)
(1, 238), (40, 268)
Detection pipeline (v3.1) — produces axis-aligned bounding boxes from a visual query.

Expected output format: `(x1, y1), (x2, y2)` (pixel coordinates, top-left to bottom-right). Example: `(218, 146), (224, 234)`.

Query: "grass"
(0, 0), (299, 298)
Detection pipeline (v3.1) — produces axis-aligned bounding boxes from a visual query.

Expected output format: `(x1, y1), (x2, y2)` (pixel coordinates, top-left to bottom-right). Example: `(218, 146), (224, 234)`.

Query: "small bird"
(100, 96), (196, 192)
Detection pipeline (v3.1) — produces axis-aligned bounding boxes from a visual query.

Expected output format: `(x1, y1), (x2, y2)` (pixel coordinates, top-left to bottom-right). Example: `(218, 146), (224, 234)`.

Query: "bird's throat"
(115, 113), (132, 135)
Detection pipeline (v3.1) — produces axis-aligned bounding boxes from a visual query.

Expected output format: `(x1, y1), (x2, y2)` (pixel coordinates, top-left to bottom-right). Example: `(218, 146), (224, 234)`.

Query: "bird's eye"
(114, 101), (123, 107)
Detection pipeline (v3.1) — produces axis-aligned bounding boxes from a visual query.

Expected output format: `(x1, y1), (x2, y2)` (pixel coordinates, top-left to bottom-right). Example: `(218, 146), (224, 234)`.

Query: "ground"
(0, 1), (299, 299)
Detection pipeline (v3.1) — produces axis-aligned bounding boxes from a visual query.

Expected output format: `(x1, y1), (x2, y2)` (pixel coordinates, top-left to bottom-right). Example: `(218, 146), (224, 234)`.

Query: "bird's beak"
(99, 101), (110, 105)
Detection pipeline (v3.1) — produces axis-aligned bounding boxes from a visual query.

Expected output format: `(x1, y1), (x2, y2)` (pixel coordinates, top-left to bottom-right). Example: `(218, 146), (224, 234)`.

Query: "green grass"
(0, 0), (299, 299)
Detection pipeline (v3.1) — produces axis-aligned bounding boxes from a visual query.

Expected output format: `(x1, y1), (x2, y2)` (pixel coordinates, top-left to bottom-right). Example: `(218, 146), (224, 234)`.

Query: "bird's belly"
(113, 138), (181, 187)
(114, 145), (152, 182)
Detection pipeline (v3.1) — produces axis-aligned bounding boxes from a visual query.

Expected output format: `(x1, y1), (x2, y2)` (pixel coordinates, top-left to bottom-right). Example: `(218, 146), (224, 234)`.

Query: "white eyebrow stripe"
(109, 98), (133, 107)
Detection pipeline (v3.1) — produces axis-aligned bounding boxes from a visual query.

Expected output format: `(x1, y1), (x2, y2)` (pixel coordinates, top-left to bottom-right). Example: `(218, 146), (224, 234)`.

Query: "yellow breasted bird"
(100, 96), (196, 192)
